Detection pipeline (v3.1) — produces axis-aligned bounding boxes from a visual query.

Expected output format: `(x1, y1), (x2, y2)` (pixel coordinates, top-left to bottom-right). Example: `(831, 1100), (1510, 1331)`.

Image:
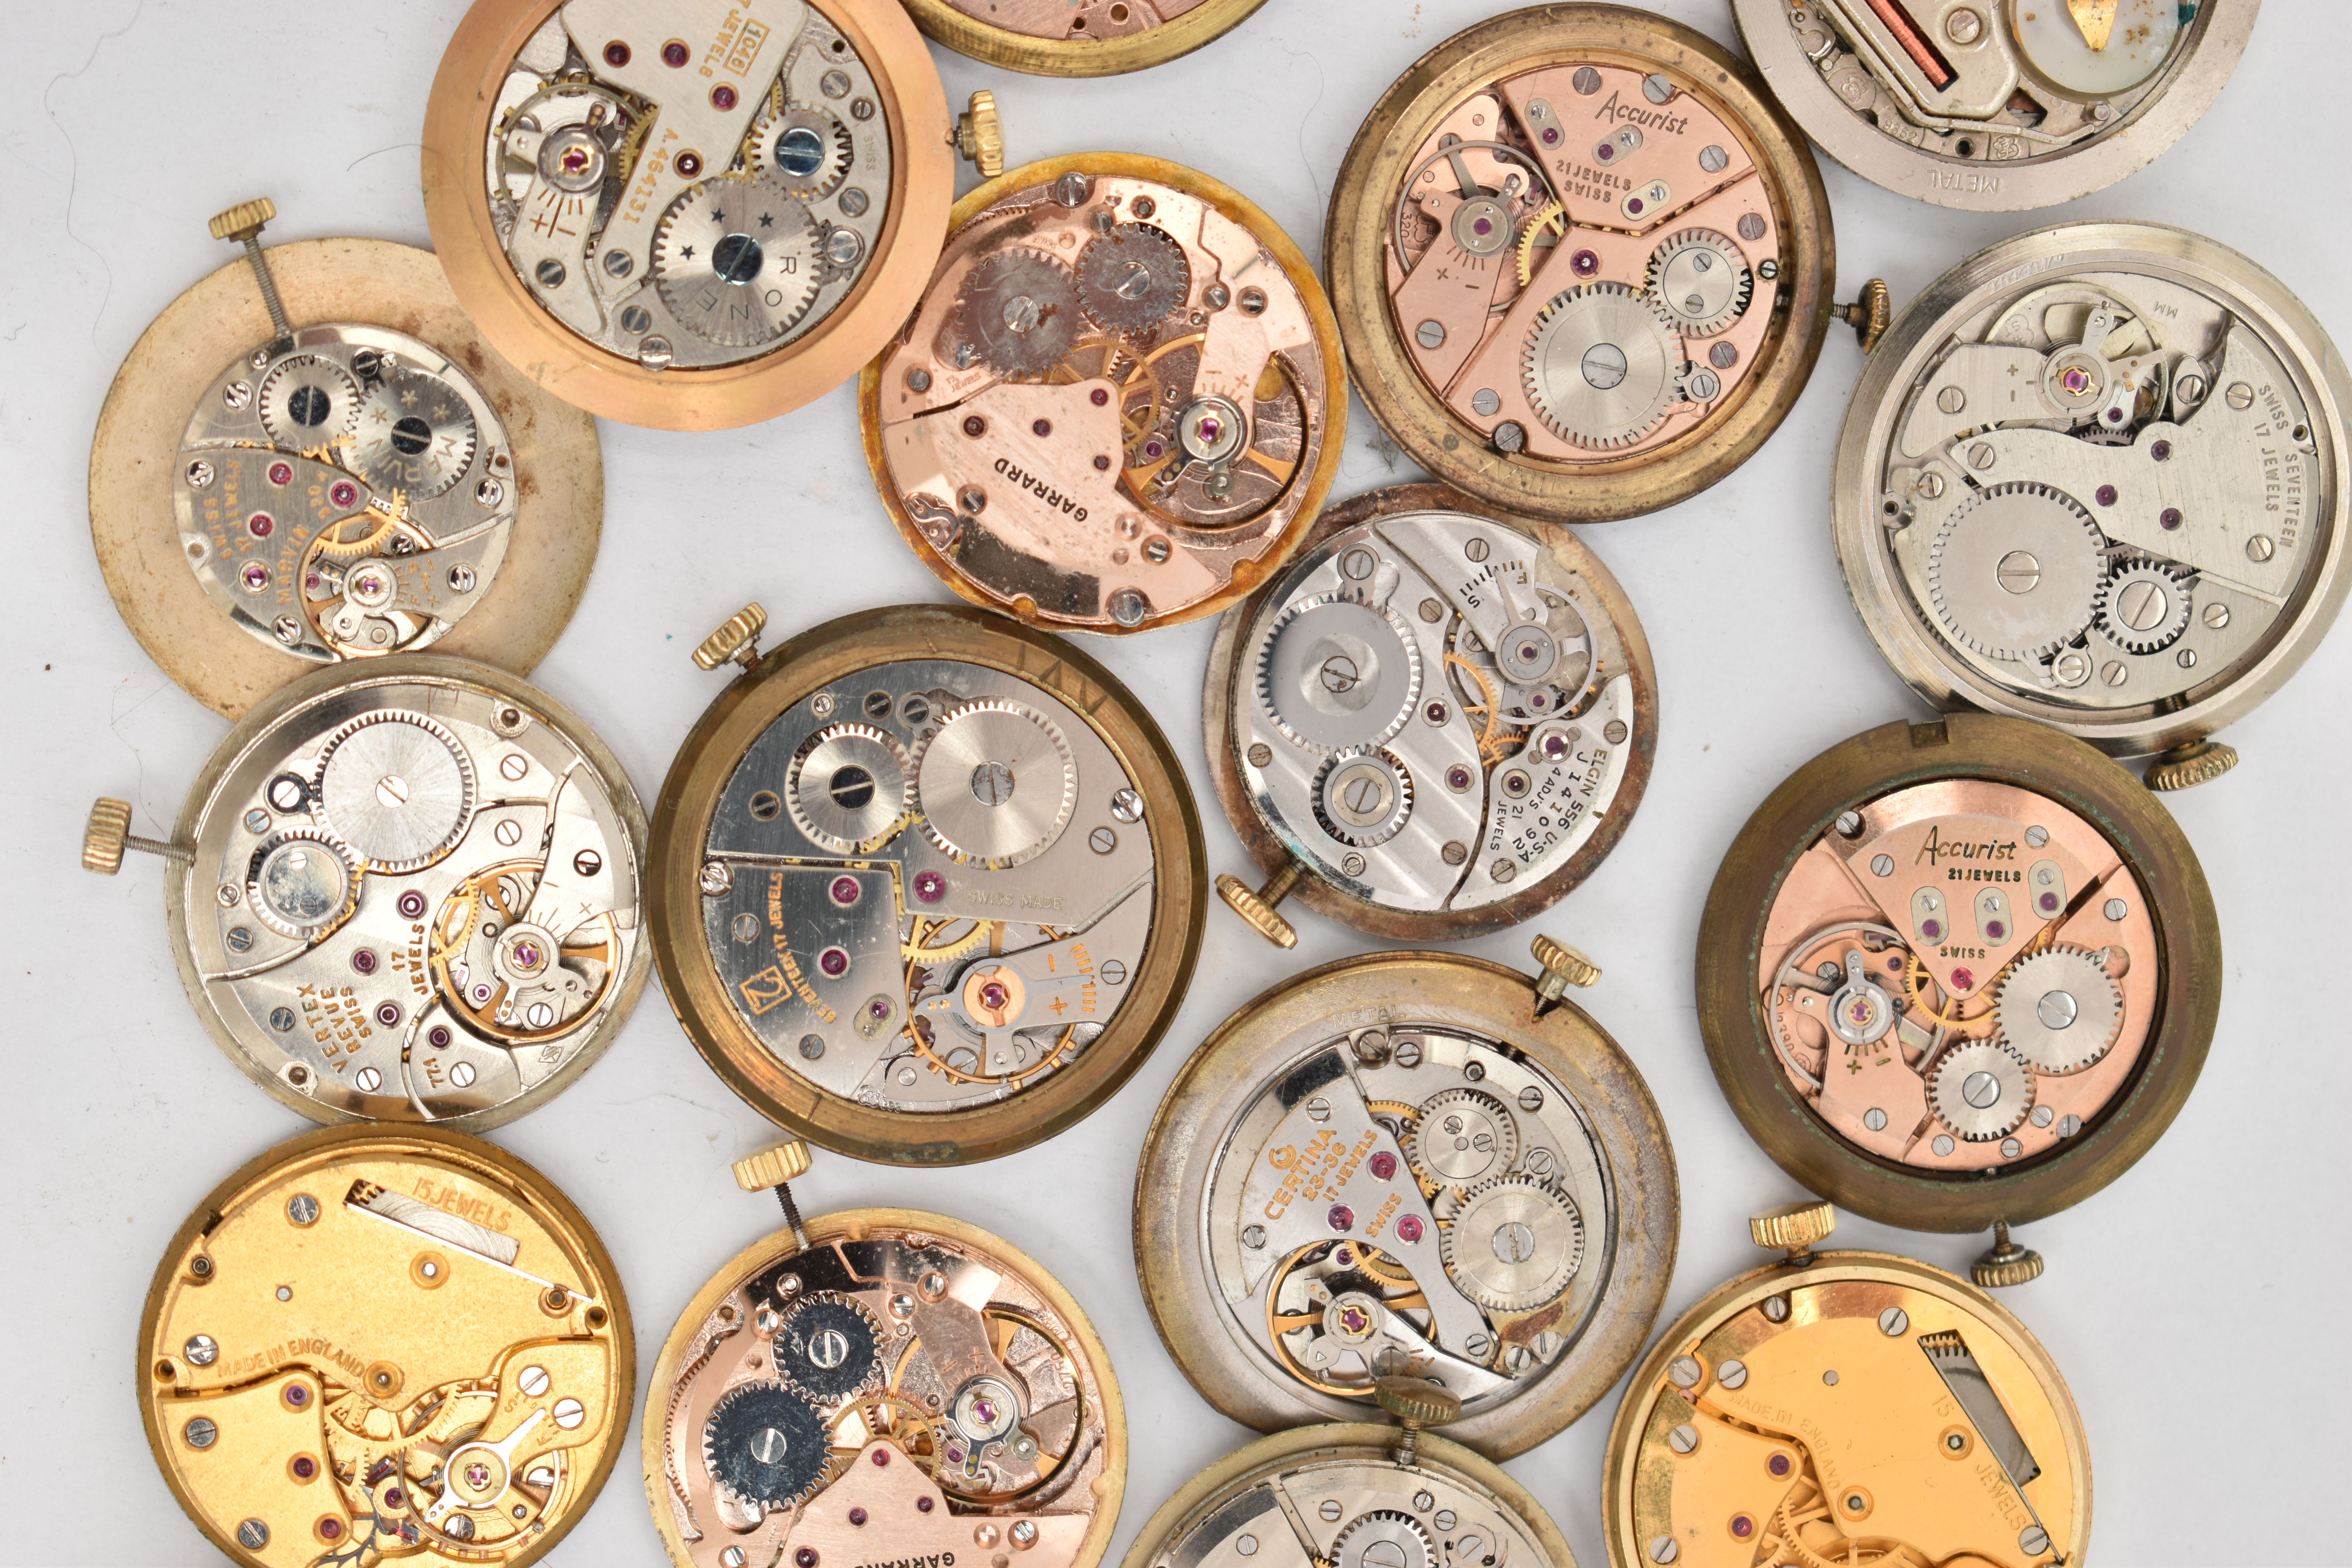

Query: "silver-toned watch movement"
(1835, 221), (2347, 787)
(1207, 485), (1655, 946)
(1135, 944), (1674, 1459)
(85, 657), (648, 1127)
(1733, 0), (2258, 209)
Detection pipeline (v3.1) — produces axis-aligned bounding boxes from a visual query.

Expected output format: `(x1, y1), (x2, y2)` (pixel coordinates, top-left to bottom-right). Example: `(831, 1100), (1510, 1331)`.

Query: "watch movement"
(900, 0), (1267, 77)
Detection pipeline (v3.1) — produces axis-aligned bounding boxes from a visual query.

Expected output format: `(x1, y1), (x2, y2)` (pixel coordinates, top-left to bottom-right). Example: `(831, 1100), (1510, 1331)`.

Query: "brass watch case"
(1122, 1424), (1577, 1568)
(1602, 1238), (2089, 1568)
(1695, 713), (2219, 1231)
(1325, 5), (1838, 523)
(140, 1124), (634, 1568)
(860, 152), (1348, 636)
(154, 654), (651, 1131)
(90, 236), (601, 719)
(422, 0), (954, 430)
(1203, 483), (1659, 940)
(648, 604), (1206, 1165)
(902, 0), (1267, 76)
(644, 1207), (1127, 1568)
(1136, 949), (1677, 1459)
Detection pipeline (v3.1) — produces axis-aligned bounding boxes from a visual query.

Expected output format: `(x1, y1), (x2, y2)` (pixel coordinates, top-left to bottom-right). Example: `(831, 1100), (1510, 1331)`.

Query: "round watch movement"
(1835, 220), (2348, 789)
(650, 602), (1205, 1164)
(1136, 943), (1673, 1459)
(1207, 484), (1656, 947)
(1326, 5), (1882, 523)
(84, 657), (648, 1128)
(90, 198), (600, 719)
(649, 1139), (1125, 1568)
(1122, 1383), (1576, 1568)
(141, 1125), (633, 1568)
(862, 153), (1345, 635)
(1604, 1201), (2088, 1568)
(1734, 0), (2258, 210)
(902, 0), (1267, 76)
(1694, 713), (2218, 1274)
(423, 0), (1002, 429)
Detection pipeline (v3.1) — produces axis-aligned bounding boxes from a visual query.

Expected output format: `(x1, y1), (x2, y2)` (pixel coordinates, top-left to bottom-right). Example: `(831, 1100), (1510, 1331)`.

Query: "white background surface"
(5, 1), (2347, 1563)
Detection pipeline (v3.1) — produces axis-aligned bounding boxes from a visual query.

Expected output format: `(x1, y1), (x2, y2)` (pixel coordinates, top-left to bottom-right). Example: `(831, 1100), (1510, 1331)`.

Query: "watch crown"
(956, 90), (1005, 178)
(2144, 739), (2238, 791)
(1971, 1221), (2045, 1288)
(1837, 278), (1891, 354)
(1216, 871), (1299, 949)
(83, 798), (133, 875)
(209, 198), (277, 243)
(694, 604), (768, 671)
(1529, 934), (1599, 1016)
(1372, 1375), (1461, 1429)
(733, 1140), (812, 1192)
(1749, 1200), (1837, 1256)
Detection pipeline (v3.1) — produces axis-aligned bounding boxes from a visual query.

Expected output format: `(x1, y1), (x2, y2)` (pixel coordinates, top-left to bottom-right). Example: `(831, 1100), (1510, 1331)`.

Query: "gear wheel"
(1513, 200), (1568, 289)
(1926, 482), (2106, 661)
(703, 1381), (831, 1508)
(775, 1292), (884, 1402)
(653, 173), (822, 347)
(351, 366), (478, 500)
(787, 722), (911, 855)
(1645, 229), (1753, 337)
(1332, 1512), (1437, 1568)
(1403, 1088), (1519, 1187)
(756, 107), (854, 200)
(311, 710), (476, 872)
(1254, 594), (1423, 754)
(1927, 1040), (2036, 1141)
(2094, 560), (2194, 654)
(1314, 750), (1413, 849)
(243, 829), (361, 941)
(951, 249), (1082, 379)
(912, 699), (1077, 869)
(1521, 283), (1683, 449)
(1439, 1174), (1584, 1312)
(258, 354), (362, 448)
(1075, 222), (1192, 335)
(1994, 946), (2125, 1074)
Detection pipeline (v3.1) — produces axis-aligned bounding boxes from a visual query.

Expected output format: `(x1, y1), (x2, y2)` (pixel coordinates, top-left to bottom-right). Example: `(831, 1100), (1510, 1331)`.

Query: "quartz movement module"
(650, 603), (1204, 1163)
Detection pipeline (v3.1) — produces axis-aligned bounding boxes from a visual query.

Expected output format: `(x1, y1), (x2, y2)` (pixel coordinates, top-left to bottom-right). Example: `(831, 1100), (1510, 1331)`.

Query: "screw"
(1668, 1355), (1702, 1389)
(237, 1520), (270, 1550)
(1879, 1307), (1909, 1336)
(287, 1194), (320, 1225)
(1945, 7), (1984, 43)
(2247, 534), (2276, 562)
(2227, 382), (2255, 410)
(701, 861), (734, 895)
(2021, 1526), (2052, 1557)
(1717, 1358), (1748, 1389)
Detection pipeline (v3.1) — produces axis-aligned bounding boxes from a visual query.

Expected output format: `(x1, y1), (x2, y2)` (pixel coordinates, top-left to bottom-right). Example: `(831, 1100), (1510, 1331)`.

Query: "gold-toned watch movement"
(1122, 1382), (1578, 1568)
(861, 153), (1345, 634)
(1136, 942), (1674, 1459)
(1695, 713), (2218, 1272)
(85, 656), (649, 1129)
(1326, 5), (1881, 523)
(423, 0), (997, 429)
(140, 1124), (633, 1568)
(647, 1137), (1125, 1568)
(900, 0), (1268, 76)
(649, 602), (1205, 1164)
(90, 198), (601, 718)
(1206, 483), (1657, 946)
(1603, 1201), (2089, 1568)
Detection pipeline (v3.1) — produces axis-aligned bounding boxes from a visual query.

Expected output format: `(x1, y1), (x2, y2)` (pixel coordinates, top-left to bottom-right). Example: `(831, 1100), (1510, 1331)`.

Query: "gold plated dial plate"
(646, 1209), (1125, 1568)
(1326, 5), (1837, 522)
(1136, 949), (1676, 1458)
(1834, 220), (2349, 762)
(140, 1125), (633, 1568)
(148, 655), (648, 1129)
(423, 0), (953, 428)
(1695, 714), (2218, 1230)
(902, 0), (1267, 76)
(649, 603), (1205, 1164)
(1121, 1423), (1575, 1568)
(1603, 1240), (2088, 1568)
(90, 234), (601, 719)
(1733, 0), (2259, 210)
(1205, 483), (1658, 940)
(862, 153), (1346, 634)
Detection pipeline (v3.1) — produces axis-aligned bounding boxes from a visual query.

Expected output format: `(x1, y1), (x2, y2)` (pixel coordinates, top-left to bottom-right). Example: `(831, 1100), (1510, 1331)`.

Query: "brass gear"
(1514, 200), (1568, 288)
(902, 916), (993, 967)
